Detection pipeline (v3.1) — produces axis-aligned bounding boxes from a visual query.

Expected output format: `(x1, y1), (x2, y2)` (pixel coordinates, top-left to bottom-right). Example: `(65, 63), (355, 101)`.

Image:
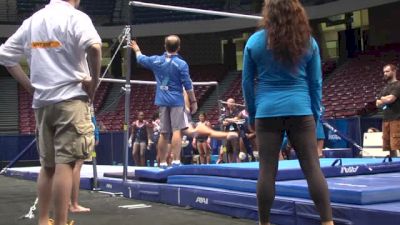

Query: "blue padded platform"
(167, 173), (400, 205)
(295, 197), (400, 225)
(5, 169), (93, 190)
(119, 178), (400, 225)
(276, 172), (400, 205)
(134, 158), (400, 182)
(168, 175), (256, 193)
(123, 182), (295, 225)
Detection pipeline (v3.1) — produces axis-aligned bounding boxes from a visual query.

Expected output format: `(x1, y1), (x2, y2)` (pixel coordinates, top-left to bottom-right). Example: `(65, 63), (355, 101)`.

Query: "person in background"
(241, 0), (333, 224)
(367, 127), (380, 133)
(192, 112), (212, 164)
(219, 98), (241, 163)
(316, 106), (326, 158)
(98, 120), (107, 132)
(148, 111), (161, 166)
(238, 109), (257, 162)
(376, 64), (400, 157)
(129, 111), (152, 166)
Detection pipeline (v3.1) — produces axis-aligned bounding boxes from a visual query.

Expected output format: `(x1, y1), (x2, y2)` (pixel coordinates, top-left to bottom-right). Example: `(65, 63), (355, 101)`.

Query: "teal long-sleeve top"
(242, 29), (322, 124)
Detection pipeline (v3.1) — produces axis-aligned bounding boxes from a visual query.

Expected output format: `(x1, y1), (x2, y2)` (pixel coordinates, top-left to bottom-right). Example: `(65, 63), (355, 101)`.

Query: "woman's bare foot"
(69, 204), (90, 213)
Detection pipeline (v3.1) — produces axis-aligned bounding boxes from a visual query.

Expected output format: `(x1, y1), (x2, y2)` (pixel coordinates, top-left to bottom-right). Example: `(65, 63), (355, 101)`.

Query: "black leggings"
(256, 116), (332, 223)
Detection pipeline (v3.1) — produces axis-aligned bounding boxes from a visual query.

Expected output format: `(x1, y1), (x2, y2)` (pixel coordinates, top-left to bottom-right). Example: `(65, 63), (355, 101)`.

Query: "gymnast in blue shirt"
(242, 1), (333, 225)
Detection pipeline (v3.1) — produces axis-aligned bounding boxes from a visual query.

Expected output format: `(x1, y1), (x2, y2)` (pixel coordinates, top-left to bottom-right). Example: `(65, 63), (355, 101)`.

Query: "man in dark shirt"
(220, 98), (241, 162)
(376, 64), (400, 157)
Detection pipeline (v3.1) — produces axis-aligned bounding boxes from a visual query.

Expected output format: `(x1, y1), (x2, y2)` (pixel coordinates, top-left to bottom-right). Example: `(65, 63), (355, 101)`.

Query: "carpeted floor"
(0, 176), (254, 225)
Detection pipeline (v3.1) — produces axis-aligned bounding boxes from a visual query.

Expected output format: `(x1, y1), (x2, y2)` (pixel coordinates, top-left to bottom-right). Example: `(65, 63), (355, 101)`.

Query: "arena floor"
(0, 176), (254, 225)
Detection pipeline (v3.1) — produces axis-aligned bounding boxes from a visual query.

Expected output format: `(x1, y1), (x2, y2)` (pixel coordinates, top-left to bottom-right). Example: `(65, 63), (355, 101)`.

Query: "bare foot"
(69, 205), (91, 213)
(226, 132), (238, 140)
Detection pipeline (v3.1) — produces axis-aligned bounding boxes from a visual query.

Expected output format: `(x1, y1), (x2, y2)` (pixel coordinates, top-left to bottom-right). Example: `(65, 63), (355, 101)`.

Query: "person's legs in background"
(139, 142), (147, 166)
(389, 120), (400, 157)
(132, 142), (140, 166)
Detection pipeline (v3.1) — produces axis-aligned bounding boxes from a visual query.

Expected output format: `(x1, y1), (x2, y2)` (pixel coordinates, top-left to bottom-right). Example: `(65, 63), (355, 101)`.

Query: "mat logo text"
(195, 196), (209, 205)
(340, 166), (359, 174)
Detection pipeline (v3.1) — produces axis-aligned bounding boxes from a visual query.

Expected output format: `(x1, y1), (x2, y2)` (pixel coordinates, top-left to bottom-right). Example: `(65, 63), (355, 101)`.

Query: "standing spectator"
(376, 64), (400, 157)
(192, 112), (212, 164)
(129, 111), (152, 166)
(238, 109), (257, 162)
(98, 120), (107, 132)
(148, 111), (161, 166)
(130, 36), (197, 168)
(220, 98), (241, 163)
(242, 0), (333, 225)
(0, 0), (102, 224)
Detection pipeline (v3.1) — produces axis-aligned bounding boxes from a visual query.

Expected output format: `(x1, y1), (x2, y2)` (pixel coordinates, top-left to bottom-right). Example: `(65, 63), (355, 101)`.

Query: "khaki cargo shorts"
(382, 119), (400, 151)
(34, 97), (95, 167)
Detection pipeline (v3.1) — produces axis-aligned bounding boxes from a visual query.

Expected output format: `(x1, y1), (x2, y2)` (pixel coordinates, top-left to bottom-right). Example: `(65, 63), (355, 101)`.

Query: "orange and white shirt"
(0, 0), (101, 108)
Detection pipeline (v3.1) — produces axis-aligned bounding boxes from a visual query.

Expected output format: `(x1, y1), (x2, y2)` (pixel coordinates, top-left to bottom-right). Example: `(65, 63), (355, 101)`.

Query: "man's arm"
(0, 20), (32, 94)
(186, 89), (198, 114)
(377, 95), (398, 107)
(131, 40), (142, 56)
(84, 43), (102, 102)
(6, 65), (34, 95)
(131, 40), (156, 70)
(381, 95), (397, 104)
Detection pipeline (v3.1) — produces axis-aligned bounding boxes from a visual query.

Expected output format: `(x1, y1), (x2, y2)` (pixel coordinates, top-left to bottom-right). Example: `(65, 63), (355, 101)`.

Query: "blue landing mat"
(115, 178), (400, 225)
(133, 158), (400, 182)
(168, 173), (400, 205)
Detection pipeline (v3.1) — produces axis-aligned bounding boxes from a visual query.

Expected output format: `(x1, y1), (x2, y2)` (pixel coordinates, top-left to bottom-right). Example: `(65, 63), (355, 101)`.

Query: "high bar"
(219, 100), (245, 107)
(129, 1), (262, 21)
(100, 78), (218, 86)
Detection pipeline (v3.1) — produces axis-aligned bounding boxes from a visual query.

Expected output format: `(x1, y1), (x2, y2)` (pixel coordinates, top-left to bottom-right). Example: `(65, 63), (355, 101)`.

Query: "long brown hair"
(260, 0), (311, 69)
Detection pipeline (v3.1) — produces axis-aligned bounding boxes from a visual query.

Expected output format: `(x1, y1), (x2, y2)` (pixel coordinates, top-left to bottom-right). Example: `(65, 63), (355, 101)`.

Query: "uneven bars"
(100, 78), (218, 86)
(129, 1), (262, 21)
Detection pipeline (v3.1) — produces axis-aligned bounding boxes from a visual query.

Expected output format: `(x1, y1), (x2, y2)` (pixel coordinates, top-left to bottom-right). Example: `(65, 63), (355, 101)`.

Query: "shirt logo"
(31, 41), (62, 49)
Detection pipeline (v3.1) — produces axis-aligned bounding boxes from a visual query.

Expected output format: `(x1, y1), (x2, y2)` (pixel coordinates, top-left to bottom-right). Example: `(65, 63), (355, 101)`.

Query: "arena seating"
(206, 45), (399, 123)
(17, 45), (400, 133)
(323, 45), (400, 118)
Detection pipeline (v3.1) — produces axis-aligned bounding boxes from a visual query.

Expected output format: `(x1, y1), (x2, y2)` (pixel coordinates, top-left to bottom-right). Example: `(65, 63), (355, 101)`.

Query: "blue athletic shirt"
(137, 52), (193, 107)
(242, 29), (322, 124)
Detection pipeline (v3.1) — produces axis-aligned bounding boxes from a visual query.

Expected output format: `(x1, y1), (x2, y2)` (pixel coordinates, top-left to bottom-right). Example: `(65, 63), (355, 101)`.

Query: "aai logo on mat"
(340, 166), (359, 174)
(195, 196), (209, 205)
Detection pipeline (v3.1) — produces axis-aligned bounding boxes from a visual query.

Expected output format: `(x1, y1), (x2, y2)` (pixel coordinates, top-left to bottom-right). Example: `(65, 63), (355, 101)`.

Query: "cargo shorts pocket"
(72, 122), (95, 160)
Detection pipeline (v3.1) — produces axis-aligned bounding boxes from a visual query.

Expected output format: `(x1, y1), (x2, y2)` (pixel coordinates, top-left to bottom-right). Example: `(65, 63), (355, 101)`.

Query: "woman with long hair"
(242, 1), (334, 225)
(192, 112), (212, 164)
